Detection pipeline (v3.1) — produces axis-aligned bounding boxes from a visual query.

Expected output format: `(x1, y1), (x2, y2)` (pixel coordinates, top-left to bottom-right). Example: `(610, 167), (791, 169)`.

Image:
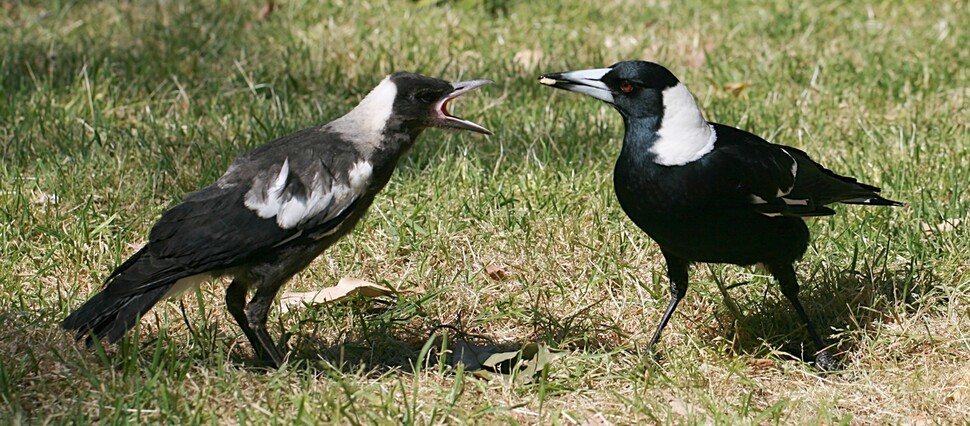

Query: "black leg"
(645, 251), (691, 354)
(245, 277), (288, 368)
(226, 279), (281, 368)
(767, 263), (840, 371)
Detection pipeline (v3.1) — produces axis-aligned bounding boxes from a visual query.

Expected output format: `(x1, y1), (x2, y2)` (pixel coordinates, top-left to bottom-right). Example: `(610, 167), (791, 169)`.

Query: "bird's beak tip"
(538, 76), (560, 86)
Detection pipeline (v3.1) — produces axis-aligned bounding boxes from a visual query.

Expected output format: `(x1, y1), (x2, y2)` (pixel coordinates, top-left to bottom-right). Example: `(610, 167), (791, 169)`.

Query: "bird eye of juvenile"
(620, 80), (634, 93)
(417, 91), (439, 103)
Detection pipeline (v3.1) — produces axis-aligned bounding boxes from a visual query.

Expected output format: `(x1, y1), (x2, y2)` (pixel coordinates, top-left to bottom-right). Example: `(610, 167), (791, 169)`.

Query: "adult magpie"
(62, 72), (492, 368)
(539, 61), (900, 370)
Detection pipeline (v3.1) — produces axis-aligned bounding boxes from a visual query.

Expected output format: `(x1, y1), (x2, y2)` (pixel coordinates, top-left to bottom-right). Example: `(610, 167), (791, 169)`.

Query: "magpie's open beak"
(435, 79), (493, 135)
(539, 68), (614, 104)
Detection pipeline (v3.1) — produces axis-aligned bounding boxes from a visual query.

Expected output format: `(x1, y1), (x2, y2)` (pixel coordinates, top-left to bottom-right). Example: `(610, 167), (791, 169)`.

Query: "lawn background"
(2, 0), (968, 423)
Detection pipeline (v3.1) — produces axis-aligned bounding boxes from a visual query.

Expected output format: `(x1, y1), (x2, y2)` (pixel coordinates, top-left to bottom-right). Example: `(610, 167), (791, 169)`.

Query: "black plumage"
(63, 72), (491, 367)
(540, 60), (901, 370)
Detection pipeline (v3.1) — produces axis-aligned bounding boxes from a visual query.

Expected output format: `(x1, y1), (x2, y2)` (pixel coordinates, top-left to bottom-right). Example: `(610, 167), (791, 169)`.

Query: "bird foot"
(253, 337), (288, 369)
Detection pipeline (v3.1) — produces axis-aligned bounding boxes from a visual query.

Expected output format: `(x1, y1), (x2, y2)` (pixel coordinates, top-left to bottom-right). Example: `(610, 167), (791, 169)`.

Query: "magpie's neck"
(619, 116), (662, 165)
(653, 84), (714, 166)
(621, 83), (715, 167)
(326, 77), (418, 163)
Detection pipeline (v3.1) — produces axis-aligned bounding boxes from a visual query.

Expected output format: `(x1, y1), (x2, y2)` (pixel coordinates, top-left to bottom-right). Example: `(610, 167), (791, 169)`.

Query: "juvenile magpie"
(62, 72), (492, 368)
(539, 61), (901, 370)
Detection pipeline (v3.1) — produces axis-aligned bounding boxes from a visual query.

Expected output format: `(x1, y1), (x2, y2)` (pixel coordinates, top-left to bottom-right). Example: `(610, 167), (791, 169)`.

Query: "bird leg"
(226, 279), (284, 368)
(245, 278), (289, 368)
(767, 263), (840, 371)
(645, 252), (691, 355)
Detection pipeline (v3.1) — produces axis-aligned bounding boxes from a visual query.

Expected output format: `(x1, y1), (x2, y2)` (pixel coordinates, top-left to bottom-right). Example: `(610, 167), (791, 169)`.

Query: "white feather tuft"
(245, 160), (374, 230)
(327, 78), (398, 157)
(650, 83), (716, 166)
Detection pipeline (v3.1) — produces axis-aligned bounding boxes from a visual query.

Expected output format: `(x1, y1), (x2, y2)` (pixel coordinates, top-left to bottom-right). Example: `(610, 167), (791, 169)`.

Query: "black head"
(384, 72), (492, 135)
(538, 60), (680, 120)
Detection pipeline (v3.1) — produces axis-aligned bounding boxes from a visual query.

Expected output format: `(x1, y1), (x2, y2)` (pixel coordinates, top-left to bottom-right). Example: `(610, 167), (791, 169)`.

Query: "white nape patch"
(650, 83), (716, 166)
(776, 149), (797, 196)
(163, 274), (211, 300)
(327, 77), (398, 157)
(782, 197), (809, 206)
(750, 194), (768, 204)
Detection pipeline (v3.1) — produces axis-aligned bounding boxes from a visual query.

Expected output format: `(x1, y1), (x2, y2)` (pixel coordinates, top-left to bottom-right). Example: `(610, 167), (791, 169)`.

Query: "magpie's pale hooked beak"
(539, 68), (615, 104)
(435, 79), (493, 135)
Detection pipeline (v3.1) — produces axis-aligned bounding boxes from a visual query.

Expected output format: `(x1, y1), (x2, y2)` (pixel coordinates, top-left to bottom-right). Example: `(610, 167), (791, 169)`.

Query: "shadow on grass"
(28, 257), (932, 376)
(268, 261), (933, 373)
(262, 290), (629, 376)
(696, 260), (935, 365)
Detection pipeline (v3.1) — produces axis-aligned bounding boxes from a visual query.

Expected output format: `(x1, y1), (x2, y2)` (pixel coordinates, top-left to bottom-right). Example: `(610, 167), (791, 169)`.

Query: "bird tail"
(839, 194), (903, 207)
(836, 180), (904, 207)
(62, 247), (179, 345)
(821, 167), (904, 208)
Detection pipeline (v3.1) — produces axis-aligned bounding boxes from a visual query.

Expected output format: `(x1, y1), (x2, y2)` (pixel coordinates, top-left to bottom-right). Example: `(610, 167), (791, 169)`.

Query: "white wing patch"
(348, 161), (373, 190)
(276, 174), (335, 229)
(782, 197), (808, 206)
(776, 148), (797, 196)
(750, 194), (768, 204)
(651, 84), (716, 166)
(244, 158), (291, 219)
(244, 159), (373, 230)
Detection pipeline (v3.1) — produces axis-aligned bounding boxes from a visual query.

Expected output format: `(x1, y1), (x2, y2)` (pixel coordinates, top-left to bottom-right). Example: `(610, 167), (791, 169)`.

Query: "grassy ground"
(2, 0), (969, 423)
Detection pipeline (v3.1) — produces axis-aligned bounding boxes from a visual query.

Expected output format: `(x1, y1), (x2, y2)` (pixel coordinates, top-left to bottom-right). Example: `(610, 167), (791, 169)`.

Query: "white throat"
(327, 76), (398, 157)
(650, 83), (716, 166)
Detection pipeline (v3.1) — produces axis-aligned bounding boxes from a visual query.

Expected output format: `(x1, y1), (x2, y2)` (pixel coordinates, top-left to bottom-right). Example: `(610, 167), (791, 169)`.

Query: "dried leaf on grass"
(921, 218), (962, 235)
(448, 337), (497, 371)
(747, 357), (776, 373)
(484, 263), (509, 281)
(474, 343), (565, 384)
(663, 392), (710, 423)
(442, 334), (565, 385)
(279, 277), (394, 313)
(723, 81), (752, 96)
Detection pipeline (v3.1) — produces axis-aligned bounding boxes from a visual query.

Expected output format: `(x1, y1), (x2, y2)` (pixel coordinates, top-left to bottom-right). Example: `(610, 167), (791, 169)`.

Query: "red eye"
(620, 80), (634, 93)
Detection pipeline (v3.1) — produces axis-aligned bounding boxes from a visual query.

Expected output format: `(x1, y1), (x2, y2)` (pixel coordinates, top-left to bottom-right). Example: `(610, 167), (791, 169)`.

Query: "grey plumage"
(63, 72), (491, 367)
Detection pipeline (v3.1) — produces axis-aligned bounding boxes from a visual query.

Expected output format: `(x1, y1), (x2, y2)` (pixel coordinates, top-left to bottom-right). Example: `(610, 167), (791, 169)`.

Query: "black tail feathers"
(61, 286), (170, 345)
(62, 247), (183, 346)
(839, 193), (904, 207)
